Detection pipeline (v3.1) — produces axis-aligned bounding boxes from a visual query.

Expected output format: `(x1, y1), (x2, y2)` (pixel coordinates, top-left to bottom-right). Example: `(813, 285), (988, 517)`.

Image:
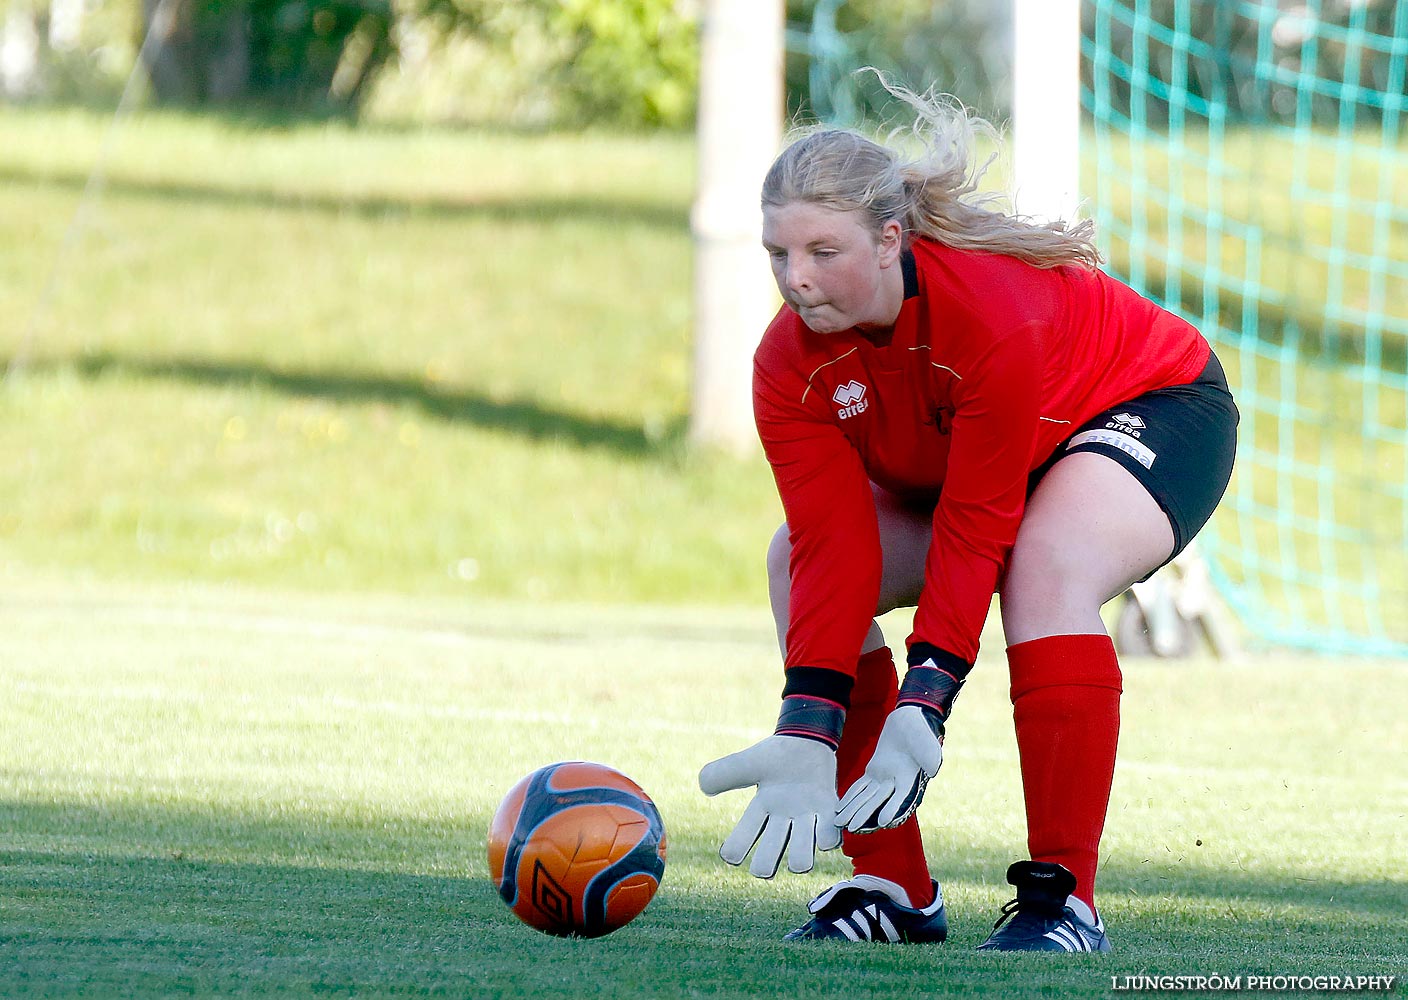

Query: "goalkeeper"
(699, 85), (1238, 953)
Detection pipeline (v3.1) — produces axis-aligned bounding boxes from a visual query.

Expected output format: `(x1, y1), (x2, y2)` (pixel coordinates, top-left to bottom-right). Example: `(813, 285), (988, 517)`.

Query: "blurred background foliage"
(3, 1), (1403, 127)
(1, 0), (1010, 126)
(134, 0), (396, 108)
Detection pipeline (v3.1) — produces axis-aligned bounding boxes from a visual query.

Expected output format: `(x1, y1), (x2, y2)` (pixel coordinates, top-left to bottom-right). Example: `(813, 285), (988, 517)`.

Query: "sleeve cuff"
(774, 666), (854, 750)
(900, 642), (973, 725)
(780, 665), (855, 709)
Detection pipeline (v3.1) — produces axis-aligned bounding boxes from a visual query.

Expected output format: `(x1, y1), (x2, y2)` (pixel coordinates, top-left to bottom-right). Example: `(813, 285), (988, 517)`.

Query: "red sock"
(836, 645), (934, 908)
(1006, 633), (1122, 909)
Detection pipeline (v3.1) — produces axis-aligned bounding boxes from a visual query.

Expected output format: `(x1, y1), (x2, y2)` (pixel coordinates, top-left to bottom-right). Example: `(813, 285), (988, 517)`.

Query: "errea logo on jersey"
(832, 380), (870, 419)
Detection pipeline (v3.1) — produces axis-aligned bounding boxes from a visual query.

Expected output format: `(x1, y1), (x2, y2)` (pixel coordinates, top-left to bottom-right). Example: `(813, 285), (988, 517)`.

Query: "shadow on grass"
(19, 352), (688, 460)
(0, 164), (689, 232)
(0, 799), (796, 996)
(0, 797), (1404, 995)
(0, 586), (780, 650)
(3, 794), (1404, 926)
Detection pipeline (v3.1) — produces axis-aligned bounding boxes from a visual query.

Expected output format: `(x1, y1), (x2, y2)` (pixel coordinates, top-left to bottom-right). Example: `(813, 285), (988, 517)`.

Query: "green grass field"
(0, 106), (779, 605)
(1, 582), (1405, 997)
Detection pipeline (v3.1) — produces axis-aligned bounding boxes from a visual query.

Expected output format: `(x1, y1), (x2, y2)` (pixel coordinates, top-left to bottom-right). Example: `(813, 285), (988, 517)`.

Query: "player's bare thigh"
(1000, 451), (1175, 644)
(767, 484), (933, 655)
(869, 484), (933, 611)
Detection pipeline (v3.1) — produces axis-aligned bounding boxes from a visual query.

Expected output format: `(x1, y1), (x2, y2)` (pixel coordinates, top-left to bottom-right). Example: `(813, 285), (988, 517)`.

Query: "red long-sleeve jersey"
(753, 238), (1211, 675)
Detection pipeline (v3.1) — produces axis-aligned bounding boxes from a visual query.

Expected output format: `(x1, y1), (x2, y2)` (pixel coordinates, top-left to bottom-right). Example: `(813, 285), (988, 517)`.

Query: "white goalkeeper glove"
(699, 734), (843, 878)
(835, 705), (943, 833)
(836, 646), (970, 834)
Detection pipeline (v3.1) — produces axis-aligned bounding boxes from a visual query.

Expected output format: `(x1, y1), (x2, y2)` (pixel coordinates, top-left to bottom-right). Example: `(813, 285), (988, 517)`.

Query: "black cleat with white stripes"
(783, 876), (948, 944)
(977, 861), (1111, 953)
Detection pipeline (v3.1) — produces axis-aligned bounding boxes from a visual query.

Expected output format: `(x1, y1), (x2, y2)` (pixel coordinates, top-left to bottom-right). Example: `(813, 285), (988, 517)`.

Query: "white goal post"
(1012, 0), (1081, 226)
(689, 0), (784, 455)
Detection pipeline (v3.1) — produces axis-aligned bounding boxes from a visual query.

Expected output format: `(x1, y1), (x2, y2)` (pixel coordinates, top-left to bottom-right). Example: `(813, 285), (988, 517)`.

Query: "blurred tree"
(7, 0), (1033, 128)
(139, 0), (394, 110)
(551, 0), (698, 126)
(403, 0), (699, 127)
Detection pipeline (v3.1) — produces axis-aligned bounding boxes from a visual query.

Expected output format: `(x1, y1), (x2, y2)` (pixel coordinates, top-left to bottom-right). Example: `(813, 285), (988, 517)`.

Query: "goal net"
(1083, 0), (1408, 654)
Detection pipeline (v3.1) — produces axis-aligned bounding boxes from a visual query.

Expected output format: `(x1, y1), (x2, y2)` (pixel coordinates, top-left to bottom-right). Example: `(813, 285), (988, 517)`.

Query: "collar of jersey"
(851, 249), (919, 356)
(901, 247), (919, 300)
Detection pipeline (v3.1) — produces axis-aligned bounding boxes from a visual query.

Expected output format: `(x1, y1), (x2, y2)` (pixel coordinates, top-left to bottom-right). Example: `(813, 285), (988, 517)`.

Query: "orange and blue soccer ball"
(487, 761), (667, 937)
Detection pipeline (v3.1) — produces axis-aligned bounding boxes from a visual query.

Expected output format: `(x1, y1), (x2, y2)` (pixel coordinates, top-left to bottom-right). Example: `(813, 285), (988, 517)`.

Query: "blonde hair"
(761, 81), (1101, 270)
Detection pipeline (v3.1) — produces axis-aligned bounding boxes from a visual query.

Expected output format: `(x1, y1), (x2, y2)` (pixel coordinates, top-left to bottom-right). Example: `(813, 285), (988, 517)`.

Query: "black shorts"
(1028, 350), (1239, 568)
